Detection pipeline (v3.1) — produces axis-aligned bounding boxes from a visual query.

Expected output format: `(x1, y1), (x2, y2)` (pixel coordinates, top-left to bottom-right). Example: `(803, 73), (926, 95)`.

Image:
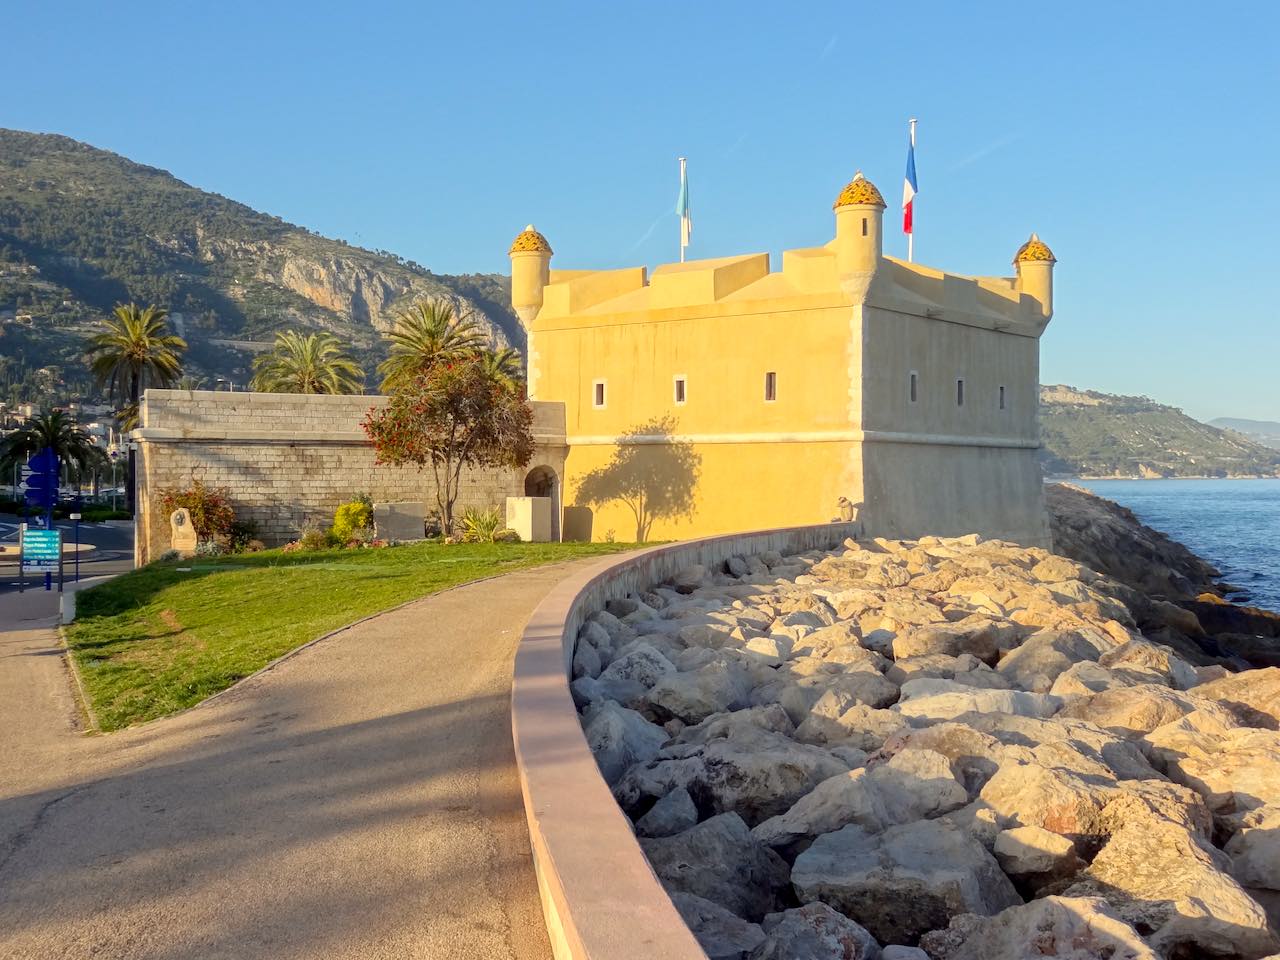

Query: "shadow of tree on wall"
(574, 416), (701, 542)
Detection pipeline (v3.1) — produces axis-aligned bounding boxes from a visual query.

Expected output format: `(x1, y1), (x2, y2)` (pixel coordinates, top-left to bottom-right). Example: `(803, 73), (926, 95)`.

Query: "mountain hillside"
(1039, 385), (1280, 478)
(1209, 417), (1280, 451)
(0, 129), (521, 403)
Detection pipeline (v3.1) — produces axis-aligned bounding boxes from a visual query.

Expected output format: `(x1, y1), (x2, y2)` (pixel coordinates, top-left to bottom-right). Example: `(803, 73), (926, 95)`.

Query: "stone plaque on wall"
(373, 502), (426, 542)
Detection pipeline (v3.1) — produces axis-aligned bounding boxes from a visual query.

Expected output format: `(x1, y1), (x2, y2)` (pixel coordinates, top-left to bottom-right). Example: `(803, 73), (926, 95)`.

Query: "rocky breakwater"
(572, 536), (1280, 959)
(1047, 483), (1280, 668)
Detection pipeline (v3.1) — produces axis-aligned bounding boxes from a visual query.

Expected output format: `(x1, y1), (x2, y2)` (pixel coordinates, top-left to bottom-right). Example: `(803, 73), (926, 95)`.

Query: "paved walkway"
(0, 565), (578, 960)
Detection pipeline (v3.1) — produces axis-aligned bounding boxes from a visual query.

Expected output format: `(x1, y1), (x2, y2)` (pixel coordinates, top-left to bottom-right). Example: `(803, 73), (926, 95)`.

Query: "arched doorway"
(523, 465), (560, 541)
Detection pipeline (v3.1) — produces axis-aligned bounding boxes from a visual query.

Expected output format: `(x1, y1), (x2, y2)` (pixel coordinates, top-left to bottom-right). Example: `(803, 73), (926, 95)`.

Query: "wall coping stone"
(510, 521), (860, 960)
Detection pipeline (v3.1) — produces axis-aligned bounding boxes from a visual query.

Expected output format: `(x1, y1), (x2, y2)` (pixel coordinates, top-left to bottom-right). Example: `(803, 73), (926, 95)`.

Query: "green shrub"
(459, 506), (503, 543)
(195, 539), (226, 557)
(297, 521), (333, 551)
(158, 478), (236, 542)
(154, 549), (181, 563)
(228, 519), (259, 552)
(492, 527), (521, 543)
(332, 500), (373, 543)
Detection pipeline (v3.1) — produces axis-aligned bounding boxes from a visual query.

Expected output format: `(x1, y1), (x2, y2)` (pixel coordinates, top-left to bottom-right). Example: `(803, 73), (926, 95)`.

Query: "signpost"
(18, 526), (63, 593)
(23, 448), (60, 590)
(25, 448), (59, 520)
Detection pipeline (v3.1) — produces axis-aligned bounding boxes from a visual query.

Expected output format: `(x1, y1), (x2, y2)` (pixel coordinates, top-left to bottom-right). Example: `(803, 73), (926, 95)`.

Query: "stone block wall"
(133, 390), (568, 564)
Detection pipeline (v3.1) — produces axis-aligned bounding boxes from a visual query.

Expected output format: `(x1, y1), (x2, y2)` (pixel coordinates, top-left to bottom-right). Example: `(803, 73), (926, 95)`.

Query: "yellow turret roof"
(833, 171), (886, 210)
(509, 224), (553, 255)
(1014, 233), (1055, 264)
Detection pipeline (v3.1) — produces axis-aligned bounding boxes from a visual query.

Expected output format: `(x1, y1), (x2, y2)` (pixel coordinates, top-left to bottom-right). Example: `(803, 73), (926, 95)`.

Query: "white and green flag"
(676, 157), (691, 260)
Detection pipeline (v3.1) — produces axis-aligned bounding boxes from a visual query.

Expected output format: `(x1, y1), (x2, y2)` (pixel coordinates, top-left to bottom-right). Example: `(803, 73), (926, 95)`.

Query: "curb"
(510, 522), (859, 960)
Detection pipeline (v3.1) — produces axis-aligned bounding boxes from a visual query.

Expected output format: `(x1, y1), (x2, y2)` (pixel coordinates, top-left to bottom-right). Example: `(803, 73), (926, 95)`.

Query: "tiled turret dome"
(509, 224), (553, 255)
(833, 171), (886, 210)
(1014, 233), (1055, 264)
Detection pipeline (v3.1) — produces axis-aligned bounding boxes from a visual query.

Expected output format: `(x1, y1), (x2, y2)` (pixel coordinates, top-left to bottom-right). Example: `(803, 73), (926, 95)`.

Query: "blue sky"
(5, 1), (1277, 421)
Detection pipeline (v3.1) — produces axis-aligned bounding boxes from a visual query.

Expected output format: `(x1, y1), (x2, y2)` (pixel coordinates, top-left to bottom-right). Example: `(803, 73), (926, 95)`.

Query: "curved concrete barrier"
(511, 523), (859, 960)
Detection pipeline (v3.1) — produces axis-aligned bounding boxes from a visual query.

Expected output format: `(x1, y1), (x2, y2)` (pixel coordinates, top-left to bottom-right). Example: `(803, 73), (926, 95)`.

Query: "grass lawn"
(66, 540), (635, 731)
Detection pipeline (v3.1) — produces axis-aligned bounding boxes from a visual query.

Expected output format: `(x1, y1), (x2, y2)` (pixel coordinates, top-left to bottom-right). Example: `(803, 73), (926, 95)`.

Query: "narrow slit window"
(956, 378), (965, 406)
(861, 217), (868, 237)
(909, 371), (918, 403)
(764, 371), (777, 402)
(674, 376), (687, 405)
(999, 385), (1006, 410)
(592, 380), (606, 409)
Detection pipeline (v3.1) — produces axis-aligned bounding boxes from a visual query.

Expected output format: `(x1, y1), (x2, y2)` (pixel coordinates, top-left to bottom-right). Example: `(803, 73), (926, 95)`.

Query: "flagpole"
(679, 156), (687, 263)
(907, 118), (917, 263)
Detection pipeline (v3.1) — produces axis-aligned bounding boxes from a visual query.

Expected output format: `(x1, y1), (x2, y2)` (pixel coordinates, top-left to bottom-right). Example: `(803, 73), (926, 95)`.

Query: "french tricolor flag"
(903, 120), (918, 238)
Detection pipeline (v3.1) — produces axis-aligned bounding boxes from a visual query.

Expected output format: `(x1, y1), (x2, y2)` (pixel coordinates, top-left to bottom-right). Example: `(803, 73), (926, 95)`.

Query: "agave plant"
(458, 506), (504, 543)
(250, 330), (364, 394)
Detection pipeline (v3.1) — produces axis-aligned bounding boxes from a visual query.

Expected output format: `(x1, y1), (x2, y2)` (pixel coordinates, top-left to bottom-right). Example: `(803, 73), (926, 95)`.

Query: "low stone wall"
(509, 522), (858, 960)
(132, 390), (567, 564)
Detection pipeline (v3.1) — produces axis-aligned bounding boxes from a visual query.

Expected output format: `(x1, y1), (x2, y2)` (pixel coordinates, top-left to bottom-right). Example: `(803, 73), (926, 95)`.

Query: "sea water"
(1076, 478), (1280, 612)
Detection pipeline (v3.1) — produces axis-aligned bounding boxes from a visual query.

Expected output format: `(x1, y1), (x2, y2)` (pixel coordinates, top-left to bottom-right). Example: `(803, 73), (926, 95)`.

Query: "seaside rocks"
(575, 530), (1280, 956)
(918, 896), (1158, 960)
(582, 701), (667, 785)
(791, 820), (1021, 945)
(639, 813), (789, 921)
(669, 892), (765, 960)
(752, 902), (880, 960)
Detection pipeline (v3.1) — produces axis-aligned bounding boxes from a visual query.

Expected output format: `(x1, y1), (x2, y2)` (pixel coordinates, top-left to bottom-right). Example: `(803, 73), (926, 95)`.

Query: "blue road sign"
(24, 448), (59, 512)
(22, 528), (62, 569)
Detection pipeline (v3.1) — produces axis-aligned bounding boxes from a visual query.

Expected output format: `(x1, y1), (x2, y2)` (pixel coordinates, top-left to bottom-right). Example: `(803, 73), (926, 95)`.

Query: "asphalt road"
(0, 561), (570, 959)
(0, 513), (134, 594)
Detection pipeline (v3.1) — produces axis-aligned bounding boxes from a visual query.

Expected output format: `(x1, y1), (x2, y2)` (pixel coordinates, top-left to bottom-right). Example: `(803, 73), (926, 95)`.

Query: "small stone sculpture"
(170, 507), (197, 554)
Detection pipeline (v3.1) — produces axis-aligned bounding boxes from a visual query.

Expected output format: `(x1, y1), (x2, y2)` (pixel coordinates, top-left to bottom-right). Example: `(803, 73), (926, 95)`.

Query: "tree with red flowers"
(362, 356), (534, 536)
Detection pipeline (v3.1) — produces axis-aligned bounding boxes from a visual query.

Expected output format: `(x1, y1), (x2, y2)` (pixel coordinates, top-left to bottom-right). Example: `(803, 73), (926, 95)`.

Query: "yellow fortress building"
(508, 170), (1056, 547)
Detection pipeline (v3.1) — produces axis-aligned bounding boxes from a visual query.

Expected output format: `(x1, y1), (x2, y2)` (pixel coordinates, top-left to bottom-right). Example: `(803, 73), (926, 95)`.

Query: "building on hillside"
(507, 170), (1057, 546)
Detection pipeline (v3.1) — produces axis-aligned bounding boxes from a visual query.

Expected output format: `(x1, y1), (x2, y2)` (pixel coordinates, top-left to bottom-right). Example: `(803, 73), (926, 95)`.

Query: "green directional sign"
(22, 528), (62, 569)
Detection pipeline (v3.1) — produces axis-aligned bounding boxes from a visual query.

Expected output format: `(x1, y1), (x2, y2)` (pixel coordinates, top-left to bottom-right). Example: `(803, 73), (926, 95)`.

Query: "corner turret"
(1014, 233), (1055, 320)
(509, 225), (553, 328)
(833, 171), (885, 277)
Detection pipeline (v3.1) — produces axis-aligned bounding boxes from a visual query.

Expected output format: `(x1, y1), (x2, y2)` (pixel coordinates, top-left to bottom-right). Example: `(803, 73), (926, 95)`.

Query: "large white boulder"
(896, 688), (1062, 723)
(582, 701), (669, 785)
(918, 896), (1156, 960)
(752, 748), (966, 852)
(1065, 818), (1278, 959)
(668, 892), (765, 960)
(1225, 805), (1280, 891)
(791, 820), (1021, 945)
(640, 813), (790, 921)
(752, 902), (881, 960)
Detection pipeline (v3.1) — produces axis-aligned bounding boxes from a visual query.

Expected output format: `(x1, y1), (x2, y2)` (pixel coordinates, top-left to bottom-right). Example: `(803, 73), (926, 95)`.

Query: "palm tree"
(378, 299), (486, 392)
(476, 346), (525, 393)
(1, 409), (103, 517)
(85, 303), (186, 511)
(250, 330), (364, 395)
(87, 304), (187, 424)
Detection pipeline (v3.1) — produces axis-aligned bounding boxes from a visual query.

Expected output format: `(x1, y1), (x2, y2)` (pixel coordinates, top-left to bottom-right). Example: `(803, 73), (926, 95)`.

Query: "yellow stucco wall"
(531, 290), (865, 540)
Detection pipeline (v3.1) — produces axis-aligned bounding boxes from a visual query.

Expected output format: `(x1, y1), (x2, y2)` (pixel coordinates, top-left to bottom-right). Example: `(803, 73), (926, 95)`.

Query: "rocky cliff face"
(0, 128), (521, 394)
